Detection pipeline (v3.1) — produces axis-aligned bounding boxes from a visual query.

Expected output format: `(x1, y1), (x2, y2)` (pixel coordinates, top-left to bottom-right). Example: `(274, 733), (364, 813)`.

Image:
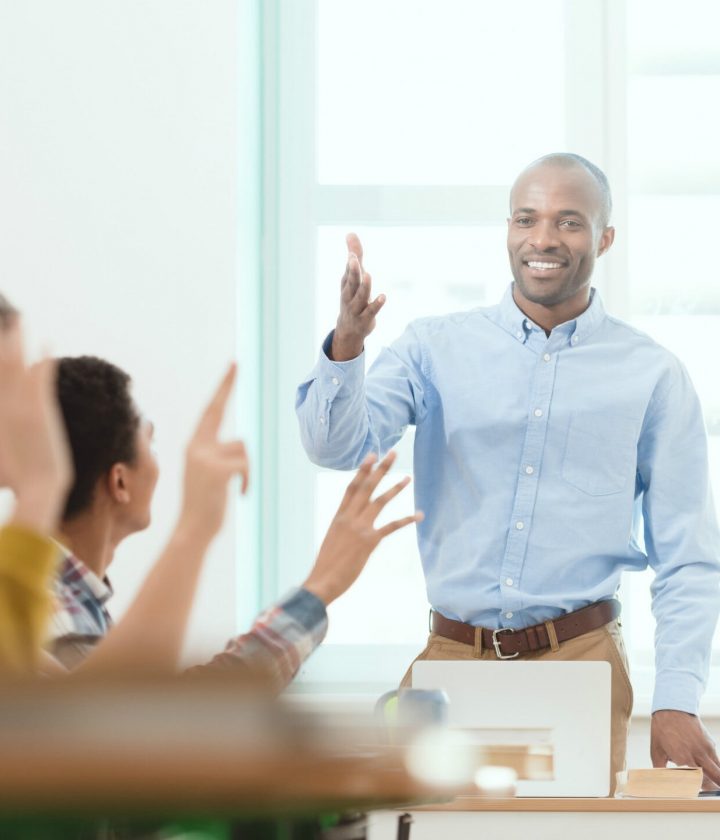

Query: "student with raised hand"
(48, 355), (421, 687)
(0, 295), (73, 672)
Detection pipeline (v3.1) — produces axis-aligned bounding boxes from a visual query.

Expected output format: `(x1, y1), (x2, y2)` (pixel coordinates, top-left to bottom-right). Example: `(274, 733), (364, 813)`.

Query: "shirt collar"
(58, 551), (114, 606)
(493, 283), (606, 347)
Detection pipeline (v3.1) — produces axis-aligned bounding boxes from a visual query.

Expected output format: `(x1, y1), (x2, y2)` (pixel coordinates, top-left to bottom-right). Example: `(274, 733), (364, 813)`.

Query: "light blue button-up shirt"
(296, 286), (720, 713)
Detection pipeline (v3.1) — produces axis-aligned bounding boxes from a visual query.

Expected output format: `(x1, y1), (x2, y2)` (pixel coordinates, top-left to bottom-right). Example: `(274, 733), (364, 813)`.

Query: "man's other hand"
(330, 233), (386, 362)
(651, 709), (720, 789)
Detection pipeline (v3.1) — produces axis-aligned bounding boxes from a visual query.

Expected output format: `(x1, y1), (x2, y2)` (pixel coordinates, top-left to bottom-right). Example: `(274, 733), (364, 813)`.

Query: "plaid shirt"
(47, 554), (114, 670)
(47, 553), (328, 691)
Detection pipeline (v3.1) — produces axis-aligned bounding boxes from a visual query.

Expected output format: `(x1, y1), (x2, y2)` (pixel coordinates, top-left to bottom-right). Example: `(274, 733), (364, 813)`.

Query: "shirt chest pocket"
(562, 412), (638, 496)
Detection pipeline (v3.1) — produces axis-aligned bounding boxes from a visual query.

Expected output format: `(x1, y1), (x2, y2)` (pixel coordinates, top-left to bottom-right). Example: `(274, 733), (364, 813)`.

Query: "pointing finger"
(342, 253), (362, 302)
(194, 363), (237, 440)
(346, 232), (364, 267)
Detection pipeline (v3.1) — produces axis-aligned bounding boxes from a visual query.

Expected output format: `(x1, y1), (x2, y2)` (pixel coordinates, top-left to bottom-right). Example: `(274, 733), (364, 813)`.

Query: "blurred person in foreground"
(0, 294), (72, 671)
(47, 355), (421, 687)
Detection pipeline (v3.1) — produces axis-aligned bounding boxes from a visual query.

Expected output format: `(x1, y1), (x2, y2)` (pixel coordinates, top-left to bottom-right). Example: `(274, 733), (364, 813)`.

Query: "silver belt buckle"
(492, 627), (519, 660)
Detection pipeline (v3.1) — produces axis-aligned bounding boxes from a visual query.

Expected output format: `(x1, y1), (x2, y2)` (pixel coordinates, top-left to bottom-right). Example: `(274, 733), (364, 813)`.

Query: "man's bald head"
(511, 153), (612, 229)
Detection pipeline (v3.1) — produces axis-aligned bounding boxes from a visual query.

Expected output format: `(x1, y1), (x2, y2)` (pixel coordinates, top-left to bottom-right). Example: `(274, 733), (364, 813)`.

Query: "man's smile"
(526, 260), (564, 271)
(521, 256), (569, 278)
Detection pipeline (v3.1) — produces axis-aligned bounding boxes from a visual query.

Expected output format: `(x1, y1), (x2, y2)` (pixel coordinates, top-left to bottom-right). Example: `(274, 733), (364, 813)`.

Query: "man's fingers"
(346, 232), (364, 266)
(366, 294), (386, 318)
(377, 511), (424, 539)
(194, 363), (237, 440)
(650, 743), (668, 768)
(340, 256), (361, 305)
(698, 753), (720, 788)
(349, 271), (373, 313)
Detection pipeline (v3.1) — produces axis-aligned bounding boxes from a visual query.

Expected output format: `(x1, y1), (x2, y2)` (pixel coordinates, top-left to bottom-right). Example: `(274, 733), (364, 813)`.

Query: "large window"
(618, 0), (720, 706)
(258, 0), (720, 708)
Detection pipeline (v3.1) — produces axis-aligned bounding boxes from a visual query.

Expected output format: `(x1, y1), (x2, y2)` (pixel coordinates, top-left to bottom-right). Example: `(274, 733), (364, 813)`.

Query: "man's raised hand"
(331, 233), (386, 362)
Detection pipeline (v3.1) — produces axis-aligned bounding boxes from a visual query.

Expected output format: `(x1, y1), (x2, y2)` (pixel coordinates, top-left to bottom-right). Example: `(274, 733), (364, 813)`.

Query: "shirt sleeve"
(638, 363), (720, 713)
(188, 588), (328, 693)
(0, 524), (58, 673)
(295, 325), (427, 469)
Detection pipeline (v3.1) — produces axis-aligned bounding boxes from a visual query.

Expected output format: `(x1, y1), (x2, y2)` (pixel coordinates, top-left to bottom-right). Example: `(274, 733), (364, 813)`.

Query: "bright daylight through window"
(264, 0), (720, 706)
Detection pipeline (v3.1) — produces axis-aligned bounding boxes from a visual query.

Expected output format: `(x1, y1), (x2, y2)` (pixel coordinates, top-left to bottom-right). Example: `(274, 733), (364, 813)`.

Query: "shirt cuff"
(279, 587), (328, 643)
(315, 330), (366, 398)
(652, 671), (704, 715)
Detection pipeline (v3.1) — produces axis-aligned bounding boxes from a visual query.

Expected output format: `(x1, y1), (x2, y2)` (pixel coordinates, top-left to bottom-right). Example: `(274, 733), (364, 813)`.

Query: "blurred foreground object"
(0, 672), (477, 818)
(0, 303), (72, 672)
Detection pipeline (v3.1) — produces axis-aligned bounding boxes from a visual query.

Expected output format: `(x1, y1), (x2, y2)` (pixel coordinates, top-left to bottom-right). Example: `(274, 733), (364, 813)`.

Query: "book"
(615, 767), (703, 798)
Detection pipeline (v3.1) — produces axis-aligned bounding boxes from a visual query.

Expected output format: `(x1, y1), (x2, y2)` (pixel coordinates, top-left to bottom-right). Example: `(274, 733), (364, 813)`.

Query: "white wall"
(0, 0), (242, 661)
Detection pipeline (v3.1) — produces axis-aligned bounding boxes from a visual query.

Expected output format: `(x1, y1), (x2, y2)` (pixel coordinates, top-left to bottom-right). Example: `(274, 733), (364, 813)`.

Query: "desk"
(370, 798), (720, 840)
(0, 674), (465, 838)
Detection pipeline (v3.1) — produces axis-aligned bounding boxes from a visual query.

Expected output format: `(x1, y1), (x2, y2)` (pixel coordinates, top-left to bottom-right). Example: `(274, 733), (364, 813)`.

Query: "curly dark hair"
(56, 356), (140, 520)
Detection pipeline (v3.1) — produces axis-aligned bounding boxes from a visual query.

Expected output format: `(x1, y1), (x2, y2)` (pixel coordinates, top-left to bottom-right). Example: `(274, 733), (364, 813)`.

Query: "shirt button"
(543, 353), (551, 362)
(319, 416), (325, 425)
(505, 578), (514, 586)
(515, 330), (523, 340)
(331, 377), (339, 386)
(533, 408), (543, 417)
(515, 521), (524, 530)
(525, 465), (534, 475)
(506, 612), (514, 619)
(571, 335), (579, 345)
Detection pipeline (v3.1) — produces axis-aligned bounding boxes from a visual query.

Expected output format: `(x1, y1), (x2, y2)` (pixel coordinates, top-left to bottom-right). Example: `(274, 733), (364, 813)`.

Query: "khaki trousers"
(401, 619), (633, 792)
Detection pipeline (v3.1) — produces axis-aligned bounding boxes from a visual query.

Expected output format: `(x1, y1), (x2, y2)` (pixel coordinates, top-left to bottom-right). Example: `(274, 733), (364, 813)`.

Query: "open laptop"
(411, 660), (611, 796)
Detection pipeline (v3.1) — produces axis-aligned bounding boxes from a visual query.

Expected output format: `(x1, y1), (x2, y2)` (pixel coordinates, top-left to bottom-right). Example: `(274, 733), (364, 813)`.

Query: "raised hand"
(178, 363), (249, 545)
(330, 233), (386, 362)
(78, 364), (249, 674)
(0, 314), (73, 533)
(303, 450), (423, 605)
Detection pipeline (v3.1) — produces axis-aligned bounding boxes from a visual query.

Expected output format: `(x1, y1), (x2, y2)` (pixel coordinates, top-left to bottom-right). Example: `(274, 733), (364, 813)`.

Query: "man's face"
(118, 418), (159, 534)
(507, 163), (614, 308)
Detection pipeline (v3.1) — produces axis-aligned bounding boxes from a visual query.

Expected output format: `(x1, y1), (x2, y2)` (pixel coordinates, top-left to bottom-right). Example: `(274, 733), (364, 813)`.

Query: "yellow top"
(0, 524), (58, 672)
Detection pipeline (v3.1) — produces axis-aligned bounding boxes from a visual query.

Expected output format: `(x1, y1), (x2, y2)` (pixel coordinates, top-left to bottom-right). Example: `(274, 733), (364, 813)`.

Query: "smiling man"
(295, 153), (720, 788)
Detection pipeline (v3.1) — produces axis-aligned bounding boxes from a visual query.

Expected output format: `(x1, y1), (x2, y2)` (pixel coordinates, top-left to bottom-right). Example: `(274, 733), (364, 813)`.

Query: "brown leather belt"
(431, 599), (620, 659)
